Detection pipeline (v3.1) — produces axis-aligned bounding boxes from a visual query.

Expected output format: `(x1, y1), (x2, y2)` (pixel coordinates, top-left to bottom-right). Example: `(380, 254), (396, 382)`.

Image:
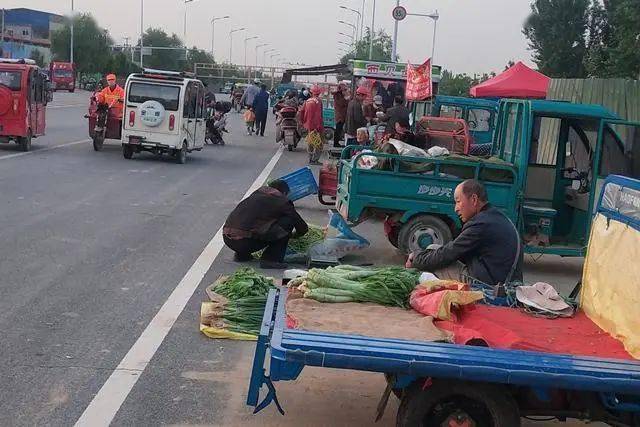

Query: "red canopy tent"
(470, 61), (550, 99)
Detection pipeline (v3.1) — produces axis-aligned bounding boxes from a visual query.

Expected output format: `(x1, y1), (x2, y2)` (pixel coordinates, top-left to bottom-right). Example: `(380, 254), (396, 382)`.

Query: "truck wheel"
(324, 127), (334, 141)
(398, 215), (452, 255)
(396, 380), (520, 427)
(19, 132), (32, 152)
(93, 135), (104, 151)
(122, 144), (134, 159)
(176, 142), (187, 164)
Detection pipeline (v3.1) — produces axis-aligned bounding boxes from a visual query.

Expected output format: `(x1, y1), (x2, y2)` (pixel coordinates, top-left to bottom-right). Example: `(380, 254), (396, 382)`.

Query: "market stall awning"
(470, 61), (550, 99)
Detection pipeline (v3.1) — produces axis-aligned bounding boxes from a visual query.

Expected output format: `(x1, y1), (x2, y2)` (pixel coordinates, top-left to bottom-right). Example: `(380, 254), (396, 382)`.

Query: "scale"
(307, 253), (340, 268)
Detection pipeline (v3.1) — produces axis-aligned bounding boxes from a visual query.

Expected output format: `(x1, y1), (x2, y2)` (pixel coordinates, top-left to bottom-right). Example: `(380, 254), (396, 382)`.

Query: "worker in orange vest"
(98, 74), (125, 119)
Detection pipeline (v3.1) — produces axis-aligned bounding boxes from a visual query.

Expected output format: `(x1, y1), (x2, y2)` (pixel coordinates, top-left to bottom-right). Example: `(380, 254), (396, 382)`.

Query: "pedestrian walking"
(252, 84), (270, 137)
(300, 85), (325, 164)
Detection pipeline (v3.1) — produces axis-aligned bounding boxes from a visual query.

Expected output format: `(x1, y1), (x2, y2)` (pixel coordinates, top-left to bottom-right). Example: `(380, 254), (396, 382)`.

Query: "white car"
(121, 69), (206, 163)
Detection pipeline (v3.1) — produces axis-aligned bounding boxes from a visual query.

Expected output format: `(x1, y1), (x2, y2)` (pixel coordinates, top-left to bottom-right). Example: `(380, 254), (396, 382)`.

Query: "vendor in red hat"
(300, 85), (325, 164)
(344, 85), (368, 145)
(98, 73), (125, 119)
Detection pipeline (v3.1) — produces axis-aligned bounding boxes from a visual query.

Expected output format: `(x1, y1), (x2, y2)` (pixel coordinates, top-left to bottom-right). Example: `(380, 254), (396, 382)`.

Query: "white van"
(121, 69), (206, 163)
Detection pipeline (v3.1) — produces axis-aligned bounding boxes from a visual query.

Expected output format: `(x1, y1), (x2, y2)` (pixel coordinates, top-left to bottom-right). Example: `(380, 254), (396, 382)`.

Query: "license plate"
(129, 137), (141, 144)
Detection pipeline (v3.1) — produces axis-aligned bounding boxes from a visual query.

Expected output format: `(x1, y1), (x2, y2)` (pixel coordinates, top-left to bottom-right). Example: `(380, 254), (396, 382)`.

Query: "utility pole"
(210, 16), (229, 56)
(369, 0), (376, 60)
(392, 0), (399, 62)
(70, 0), (74, 63)
(1, 9), (5, 58)
(140, 0), (144, 68)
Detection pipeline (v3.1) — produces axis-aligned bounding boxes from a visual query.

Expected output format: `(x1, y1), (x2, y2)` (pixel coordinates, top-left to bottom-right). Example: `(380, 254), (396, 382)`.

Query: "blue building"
(1, 8), (64, 63)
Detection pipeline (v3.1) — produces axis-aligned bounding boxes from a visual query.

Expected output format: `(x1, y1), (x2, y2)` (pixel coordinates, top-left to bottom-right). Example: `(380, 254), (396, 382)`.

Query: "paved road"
(0, 92), (589, 426)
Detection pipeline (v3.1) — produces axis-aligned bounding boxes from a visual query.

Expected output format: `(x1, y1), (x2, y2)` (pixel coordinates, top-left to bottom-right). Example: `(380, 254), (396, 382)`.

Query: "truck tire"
(19, 131), (32, 152)
(396, 380), (521, 427)
(122, 144), (134, 159)
(93, 135), (104, 151)
(176, 142), (187, 164)
(324, 127), (334, 141)
(398, 215), (453, 255)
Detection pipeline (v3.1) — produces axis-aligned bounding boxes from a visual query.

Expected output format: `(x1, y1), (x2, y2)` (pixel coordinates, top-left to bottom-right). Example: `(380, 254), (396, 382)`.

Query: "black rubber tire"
(287, 144), (293, 152)
(93, 135), (104, 151)
(69, 88), (75, 93)
(396, 380), (521, 427)
(122, 144), (134, 159)
(324, 127), (334, 141)
(19, 131), (32, 152)
(397, 215), (453, 255)
(176, 142), (187, 164)
(387, 225), (400, 249)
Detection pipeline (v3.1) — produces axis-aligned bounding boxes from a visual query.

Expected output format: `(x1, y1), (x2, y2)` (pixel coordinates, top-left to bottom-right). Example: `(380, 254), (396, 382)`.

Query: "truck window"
(0, 71), (21, 90)
(599, 124), (640, 179)
(467, 108), (491, 132)
(53, 69), (73, 78)
(128, 82), (181, 111)
(440, 105), (463, 119)
(501, 103), (522, 162)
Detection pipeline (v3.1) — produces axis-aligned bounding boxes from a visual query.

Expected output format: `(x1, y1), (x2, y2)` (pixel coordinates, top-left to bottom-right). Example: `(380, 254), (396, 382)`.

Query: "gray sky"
(7, 0), (534, 74)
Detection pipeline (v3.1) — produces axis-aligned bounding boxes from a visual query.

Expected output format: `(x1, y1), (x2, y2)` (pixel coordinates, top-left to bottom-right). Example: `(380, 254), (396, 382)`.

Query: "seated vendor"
(406, 179), (522, 285)
(385, 118), (424, 149)
(223, 180), (308, 269)
(356, 127), (370, 145)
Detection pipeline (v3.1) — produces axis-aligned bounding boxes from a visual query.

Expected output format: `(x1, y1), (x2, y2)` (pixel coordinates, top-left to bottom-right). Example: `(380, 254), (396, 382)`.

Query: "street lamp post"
(210, 15), (229, 56)
(183, 0), (195, 60)
(255, 43), (268, 67)
(140, 0), (144, 68)
(338, 20), (357, 41)
(405, 11), (439, 63)
(244, 36), (258, 81)
(70, 0), (74, 63)
(338, 31), (354, 42)
(228, 27), (245, 64)
(339, 5), (361, 43)
(263, 48), (276, 66)
(270, 53), (279, 68)
(369, 0), (376, 59)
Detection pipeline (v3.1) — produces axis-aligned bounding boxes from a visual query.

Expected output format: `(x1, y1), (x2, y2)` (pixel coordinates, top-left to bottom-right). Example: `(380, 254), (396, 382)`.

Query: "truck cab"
(50, 62), (76, 92)
(432, 95), (498, 146)
(0, 58), (49, 151)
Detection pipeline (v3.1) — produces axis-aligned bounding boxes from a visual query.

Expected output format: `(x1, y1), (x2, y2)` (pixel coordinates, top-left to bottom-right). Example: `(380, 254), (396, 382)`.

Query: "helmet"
(253, 78), (260, 84)
(285, 89), (296, 98)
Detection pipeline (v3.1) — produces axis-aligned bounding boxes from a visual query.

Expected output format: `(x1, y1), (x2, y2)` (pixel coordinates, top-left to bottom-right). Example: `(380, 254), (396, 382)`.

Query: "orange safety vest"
(99, 85), (125, 119)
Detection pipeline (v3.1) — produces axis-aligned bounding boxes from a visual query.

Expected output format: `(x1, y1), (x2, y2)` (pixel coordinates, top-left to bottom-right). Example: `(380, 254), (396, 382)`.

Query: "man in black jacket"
(223, 180), (308, 269)
(406, 179), (522, 285)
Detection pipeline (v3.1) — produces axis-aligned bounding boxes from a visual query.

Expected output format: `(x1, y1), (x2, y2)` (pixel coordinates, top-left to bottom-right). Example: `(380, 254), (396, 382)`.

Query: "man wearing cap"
(300, 85), (325, 164)
(384, 117), (422, 149)
(406, 179), (522, 285)
(98, 74), (125, 120)
(344, 86), (368, 145)
(385, 95), (410, 130)
(241, 79), (261, 132)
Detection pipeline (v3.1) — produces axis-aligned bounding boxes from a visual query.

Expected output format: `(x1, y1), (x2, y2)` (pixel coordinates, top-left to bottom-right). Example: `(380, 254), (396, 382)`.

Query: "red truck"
(50, 62), (76, 92)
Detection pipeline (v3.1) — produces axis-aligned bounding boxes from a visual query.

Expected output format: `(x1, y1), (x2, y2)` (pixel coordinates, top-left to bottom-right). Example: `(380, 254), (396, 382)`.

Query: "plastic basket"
(277, 167), (318, 202)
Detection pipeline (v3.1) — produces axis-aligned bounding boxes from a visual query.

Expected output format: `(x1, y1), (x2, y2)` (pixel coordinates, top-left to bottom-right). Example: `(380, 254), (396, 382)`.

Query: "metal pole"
(392, 0), (399, 62)
(1, 9), (5, 58)
(229, 32), (233, 64)
(360, 0), (365, 41)
(369, 0), (376, 59)
(431, 13), (438, 64)
(211, 20), (215, 55)
(70, 0), (74, 63)
(140, 0), (144, 68)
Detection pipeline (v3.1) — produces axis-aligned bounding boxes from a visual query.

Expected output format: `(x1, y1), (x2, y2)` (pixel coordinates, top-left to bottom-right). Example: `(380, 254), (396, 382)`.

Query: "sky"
(6, 0), (534, 75)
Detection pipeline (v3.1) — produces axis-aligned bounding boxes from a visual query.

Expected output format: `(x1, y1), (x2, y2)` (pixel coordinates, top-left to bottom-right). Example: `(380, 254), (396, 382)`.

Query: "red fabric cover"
(300, 97), (324, 133)
(435, 305), (634, 360)
(469, 61), (550, 99)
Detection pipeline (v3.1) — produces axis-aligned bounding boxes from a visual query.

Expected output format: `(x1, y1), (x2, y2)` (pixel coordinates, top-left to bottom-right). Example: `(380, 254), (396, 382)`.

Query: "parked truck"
(337, 98), (640, 257)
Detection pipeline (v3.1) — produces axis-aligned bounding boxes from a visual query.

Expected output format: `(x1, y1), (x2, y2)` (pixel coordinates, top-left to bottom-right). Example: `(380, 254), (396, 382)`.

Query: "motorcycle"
(276, 106), (300, 152)
(205, 101), (231, 146)
(85, 95), (122, 151)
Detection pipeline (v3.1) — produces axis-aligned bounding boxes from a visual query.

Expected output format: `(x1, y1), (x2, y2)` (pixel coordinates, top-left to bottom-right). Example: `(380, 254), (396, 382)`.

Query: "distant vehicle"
(121, 68), (206, 164)
(0, 58), (50, 151)
(50, 62), (76, 92)
(221, 82), (234, 94)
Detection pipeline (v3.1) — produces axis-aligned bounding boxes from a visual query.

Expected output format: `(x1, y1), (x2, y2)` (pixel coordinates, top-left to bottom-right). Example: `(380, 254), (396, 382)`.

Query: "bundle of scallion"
(253, 225), (324, 259)
(221, 295), (268, 336)
(215, 267), (274, 300)
(293, 265), (420, 308)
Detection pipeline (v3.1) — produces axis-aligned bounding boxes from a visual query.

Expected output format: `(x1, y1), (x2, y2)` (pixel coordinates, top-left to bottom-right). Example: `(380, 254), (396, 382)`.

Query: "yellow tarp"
(581, 213), (640, 359)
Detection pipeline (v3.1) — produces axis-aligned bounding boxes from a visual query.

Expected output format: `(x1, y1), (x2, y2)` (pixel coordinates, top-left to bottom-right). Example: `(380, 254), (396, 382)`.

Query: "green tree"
(51, 13), (113, 74)
(339, 28), (394, 64)
(138, 28), (185, 71)
(186, 46), (215, 72)
(523, 0), (590, 77)
(601, 0), (640, 78)
(105, 51), (141, 77)
(583, 0), (611, 76)
(438, 70), (496, 97)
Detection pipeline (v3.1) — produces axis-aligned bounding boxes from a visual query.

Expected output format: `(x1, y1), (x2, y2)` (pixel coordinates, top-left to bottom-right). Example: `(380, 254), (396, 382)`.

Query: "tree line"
(49, 13), (216, 77)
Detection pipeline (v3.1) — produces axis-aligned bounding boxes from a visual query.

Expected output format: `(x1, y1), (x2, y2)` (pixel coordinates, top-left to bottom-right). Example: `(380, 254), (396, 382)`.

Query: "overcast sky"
(7, 0), (534, 74)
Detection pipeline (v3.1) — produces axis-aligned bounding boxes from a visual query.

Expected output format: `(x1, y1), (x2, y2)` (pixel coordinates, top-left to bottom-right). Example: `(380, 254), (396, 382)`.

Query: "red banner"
(405, 59), (432, 101)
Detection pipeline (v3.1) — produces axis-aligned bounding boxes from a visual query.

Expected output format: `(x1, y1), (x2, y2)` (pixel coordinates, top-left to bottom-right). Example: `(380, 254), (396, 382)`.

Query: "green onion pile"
(253, 225), (324, 259)
(292, 265), (420, 308)
(215, 268), (274, 335)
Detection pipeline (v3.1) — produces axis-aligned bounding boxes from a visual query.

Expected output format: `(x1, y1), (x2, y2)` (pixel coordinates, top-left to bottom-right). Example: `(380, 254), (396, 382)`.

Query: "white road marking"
(48, 104), (87, 109)
(0, 139), (90, 161)
(74, 145), (285, 427)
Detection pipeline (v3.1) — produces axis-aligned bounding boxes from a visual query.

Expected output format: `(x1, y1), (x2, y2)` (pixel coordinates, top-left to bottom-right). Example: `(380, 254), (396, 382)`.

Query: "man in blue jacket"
(252, 84), (270, 137)
(406, 179), (522, 285)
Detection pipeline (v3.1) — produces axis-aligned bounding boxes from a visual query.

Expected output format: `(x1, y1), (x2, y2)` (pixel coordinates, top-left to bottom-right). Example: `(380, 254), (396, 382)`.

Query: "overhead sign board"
(351, 60), (407, 81)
